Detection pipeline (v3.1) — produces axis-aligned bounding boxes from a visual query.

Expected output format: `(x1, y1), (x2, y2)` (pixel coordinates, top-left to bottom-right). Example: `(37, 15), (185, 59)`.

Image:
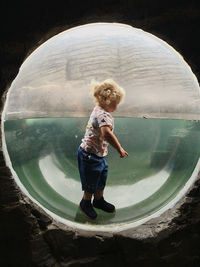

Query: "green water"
(4, 117), (200, 225)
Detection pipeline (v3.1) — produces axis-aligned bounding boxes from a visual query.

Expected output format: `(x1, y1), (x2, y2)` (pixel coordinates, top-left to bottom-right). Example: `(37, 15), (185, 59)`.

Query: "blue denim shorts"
(77, 146), (108, 194)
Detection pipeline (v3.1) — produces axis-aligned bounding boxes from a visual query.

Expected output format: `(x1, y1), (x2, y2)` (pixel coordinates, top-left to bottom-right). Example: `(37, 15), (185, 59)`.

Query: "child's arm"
(101, 126), (128, 158)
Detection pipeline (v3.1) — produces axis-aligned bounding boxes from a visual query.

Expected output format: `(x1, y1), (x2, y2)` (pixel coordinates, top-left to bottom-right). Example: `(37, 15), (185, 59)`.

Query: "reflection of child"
(77, 79), (128, 219)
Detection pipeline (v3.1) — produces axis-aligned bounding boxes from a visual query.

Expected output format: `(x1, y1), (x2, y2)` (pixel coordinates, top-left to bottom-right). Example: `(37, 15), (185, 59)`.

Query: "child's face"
(105, 101), (118, 112)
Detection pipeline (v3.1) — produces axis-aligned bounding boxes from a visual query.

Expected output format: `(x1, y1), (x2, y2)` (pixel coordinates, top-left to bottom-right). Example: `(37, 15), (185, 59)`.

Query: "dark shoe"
(93, 197), (115, 213)
(79, 199), (97, 219)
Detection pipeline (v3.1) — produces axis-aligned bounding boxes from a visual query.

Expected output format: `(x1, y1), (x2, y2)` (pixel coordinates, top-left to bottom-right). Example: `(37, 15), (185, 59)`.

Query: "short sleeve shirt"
(80, 105), (114, 157)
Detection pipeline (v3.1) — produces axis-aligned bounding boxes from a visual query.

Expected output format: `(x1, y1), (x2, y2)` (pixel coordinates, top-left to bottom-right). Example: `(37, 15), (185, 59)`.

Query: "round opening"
(2, 23), (200, 232)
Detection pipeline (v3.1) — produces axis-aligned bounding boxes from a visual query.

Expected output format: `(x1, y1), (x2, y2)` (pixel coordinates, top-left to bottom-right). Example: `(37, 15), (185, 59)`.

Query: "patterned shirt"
(80, 105), (114, 157)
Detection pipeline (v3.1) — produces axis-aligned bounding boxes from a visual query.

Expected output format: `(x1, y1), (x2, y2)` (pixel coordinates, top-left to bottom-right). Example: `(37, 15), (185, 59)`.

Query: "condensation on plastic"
(4, 23), (200, 121)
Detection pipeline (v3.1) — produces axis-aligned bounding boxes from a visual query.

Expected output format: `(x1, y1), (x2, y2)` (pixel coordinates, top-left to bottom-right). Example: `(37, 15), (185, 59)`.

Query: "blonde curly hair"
(91, 79), (125, 107)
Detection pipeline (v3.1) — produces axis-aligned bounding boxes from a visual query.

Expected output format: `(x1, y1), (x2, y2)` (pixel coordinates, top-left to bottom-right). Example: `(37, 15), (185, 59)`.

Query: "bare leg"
(83, 191), (93, 201)
(94, 189), (104, 200)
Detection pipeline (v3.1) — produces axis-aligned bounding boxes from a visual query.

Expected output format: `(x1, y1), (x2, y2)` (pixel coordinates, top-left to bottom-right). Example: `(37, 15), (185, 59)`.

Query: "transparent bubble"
(2, 23), (200, 231)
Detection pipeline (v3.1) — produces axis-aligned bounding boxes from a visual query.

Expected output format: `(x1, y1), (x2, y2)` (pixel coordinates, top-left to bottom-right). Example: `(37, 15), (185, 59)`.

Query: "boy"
(77, 79), (128, 219)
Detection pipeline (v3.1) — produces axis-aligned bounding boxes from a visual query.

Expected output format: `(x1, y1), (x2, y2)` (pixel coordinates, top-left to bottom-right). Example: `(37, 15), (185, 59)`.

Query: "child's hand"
(119, 147), (128, 158)
(101, 126), (128, 158)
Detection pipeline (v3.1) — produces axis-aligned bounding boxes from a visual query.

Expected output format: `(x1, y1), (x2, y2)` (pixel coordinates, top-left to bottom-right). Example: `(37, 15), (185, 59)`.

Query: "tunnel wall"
(1, 1), (200, 266)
